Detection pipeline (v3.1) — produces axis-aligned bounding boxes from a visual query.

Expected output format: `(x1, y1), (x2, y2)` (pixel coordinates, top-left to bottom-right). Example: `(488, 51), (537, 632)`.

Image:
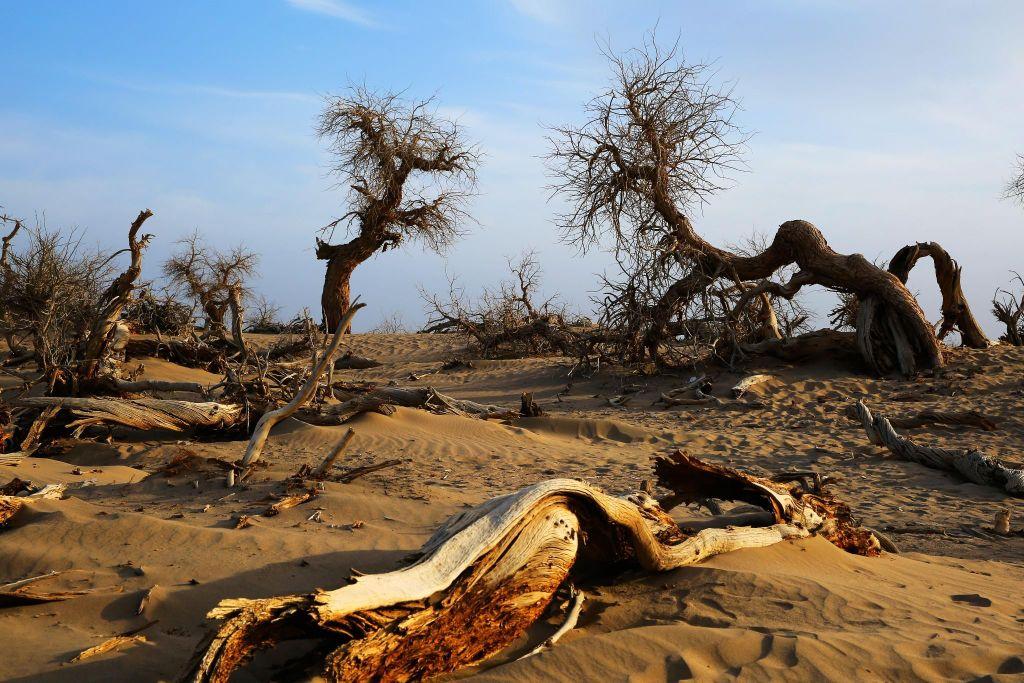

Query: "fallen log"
(731, 373), (773, 398)
(15, 397), (243, 436)
(0, 570), (114, 606)
(323, 386), (509, 424)
(184, 452), (878, 682)
(854, 400), (1024, 496)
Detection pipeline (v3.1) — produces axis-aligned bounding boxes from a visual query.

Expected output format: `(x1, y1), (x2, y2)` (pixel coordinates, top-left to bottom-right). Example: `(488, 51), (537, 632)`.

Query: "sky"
(3, 1), (1023, 334)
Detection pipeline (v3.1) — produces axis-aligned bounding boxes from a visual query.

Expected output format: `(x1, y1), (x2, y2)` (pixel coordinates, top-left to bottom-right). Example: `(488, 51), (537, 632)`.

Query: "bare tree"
(162, 231), (257, 344)
(548, 35), (965, 376)
(315, 86), (479, 332)
(422, 251), (606, 361)
(0, 220), (115, 374)
(1005, 154), (1024, 206)
(993, 272), (1024, 345)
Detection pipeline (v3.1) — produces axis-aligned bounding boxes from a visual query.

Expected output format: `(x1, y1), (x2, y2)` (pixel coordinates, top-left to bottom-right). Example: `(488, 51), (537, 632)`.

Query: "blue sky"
(3, 1), (1023, 333)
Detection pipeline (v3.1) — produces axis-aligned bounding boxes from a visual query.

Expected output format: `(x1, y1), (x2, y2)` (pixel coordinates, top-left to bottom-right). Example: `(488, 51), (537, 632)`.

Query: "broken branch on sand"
(15, 397), (243, 436)
(854, 400), (1024, 496)
(184, 452), (879, 682)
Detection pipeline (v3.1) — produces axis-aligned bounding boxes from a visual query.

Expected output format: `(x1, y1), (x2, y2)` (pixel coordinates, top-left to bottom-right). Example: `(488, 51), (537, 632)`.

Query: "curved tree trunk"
(321, 255), (355, 333)
(78, 210), (153, 389)
(887, 242), (988, 348)
(184, 451), (879, 682)
(647, 217), (942, 376)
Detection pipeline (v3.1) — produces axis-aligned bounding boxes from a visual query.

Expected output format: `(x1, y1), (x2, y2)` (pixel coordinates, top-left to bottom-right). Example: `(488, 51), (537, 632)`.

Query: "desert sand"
(1, 334), (1023, 681)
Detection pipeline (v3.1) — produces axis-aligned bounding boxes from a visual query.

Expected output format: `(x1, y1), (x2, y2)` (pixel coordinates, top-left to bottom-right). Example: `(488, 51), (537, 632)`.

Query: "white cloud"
(507, 0), (564, 24)
(285, 0), (379, 28)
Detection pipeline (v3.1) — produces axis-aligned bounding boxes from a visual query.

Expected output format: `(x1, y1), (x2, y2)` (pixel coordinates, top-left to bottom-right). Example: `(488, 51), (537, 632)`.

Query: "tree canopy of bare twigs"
(315, 86), (479, 331)
(0, 218), (115, 372)
(1005, 154), (1024, 206)
(162, 231), (258, 342)
(547, 34), (946, 376)
(422, 251), (607, 362)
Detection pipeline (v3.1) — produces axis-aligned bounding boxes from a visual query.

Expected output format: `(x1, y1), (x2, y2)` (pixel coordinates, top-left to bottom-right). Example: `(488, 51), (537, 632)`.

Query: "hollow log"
(184, 452), (878, 682)
(15, 397), (242, 436)
(854, 400), (1023, 496)
(888, 242), (989, 348)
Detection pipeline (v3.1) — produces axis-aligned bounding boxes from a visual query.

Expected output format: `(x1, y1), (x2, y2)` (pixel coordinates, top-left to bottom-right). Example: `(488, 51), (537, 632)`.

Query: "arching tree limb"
(888, 242), (988, 348)
(240, 300), (364, 468)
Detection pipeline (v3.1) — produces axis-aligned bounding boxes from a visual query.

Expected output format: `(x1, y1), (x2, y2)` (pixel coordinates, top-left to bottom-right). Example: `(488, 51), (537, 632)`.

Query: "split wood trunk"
(184, 452), (878, 682)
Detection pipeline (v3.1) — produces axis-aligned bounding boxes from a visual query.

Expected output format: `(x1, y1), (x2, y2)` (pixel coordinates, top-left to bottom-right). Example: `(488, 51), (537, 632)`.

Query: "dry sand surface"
(2, 333), (1023, 681)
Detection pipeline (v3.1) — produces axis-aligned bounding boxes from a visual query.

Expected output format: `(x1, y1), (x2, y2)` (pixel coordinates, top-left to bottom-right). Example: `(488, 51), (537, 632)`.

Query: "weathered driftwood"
(111, 377), (212, 395)
(184, 452), (878, 682)
(16, 397), (242, 436)
(70, 635), (148, 663)
(313, 429), (356, 478)
(0, 570), (112, 607)
(731, 373), (773, 398)
(240, 301), (364, 469)
(854, 400), (1024, 496)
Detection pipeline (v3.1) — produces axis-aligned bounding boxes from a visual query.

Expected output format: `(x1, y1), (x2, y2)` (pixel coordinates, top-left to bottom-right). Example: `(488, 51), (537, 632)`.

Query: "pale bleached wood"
(240, 301), (364, 468)
(855, 400), (1024, 496)
(186, 452), (880, 682)
(16, 397), (242, 435)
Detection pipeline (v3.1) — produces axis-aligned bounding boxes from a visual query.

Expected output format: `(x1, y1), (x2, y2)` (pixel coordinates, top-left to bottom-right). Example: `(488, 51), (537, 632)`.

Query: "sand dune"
(1, 333), (1022, 680)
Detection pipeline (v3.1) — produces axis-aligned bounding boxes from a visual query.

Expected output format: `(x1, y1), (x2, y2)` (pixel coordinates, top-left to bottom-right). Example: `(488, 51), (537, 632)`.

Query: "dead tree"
(1005, 153), (1024, 206)
(421, 251), (608, 361)
(992, 272), (1024, 345)
(547, 37), (948, 376)
(163, 232), (257, 346)
(78, 210), (154, 386)
(184, 451), (879, 681)
(314, 86), (478, 331)
(887, 242), (988, 348)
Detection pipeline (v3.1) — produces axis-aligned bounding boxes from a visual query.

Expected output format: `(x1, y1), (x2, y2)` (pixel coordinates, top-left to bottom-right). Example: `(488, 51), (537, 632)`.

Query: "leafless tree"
(1005, 154), (1024, 206)
(547, 34), (974, 376)
(0, 219), (114, 374)
(245, 294), (285, 333)
(370, 311), (408, 334)
(315, 86), (479, 332)
(422, 251), (606, 360)
(993, 272), (1024, 345)
(162, 231), (258, 343)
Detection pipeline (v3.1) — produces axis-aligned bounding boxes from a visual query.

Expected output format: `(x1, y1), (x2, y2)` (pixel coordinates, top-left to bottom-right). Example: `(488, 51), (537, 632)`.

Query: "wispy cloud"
(74, 70), (317, 103)
(285, 0), (379, 28)
(507, 0), (564, 24)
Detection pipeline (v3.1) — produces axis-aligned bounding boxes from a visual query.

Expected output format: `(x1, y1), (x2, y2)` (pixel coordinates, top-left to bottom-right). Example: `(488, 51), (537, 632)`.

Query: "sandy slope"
(1, 333), (1022, 681)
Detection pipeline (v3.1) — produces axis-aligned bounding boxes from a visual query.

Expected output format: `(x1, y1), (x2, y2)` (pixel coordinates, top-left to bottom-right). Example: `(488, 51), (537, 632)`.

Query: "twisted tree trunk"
(888, 242), (988, 348)
(647, 218), (942, 376)
(79, 209), (153, 388)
